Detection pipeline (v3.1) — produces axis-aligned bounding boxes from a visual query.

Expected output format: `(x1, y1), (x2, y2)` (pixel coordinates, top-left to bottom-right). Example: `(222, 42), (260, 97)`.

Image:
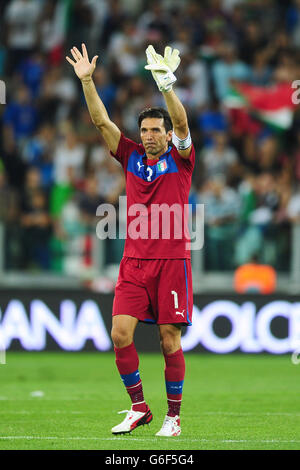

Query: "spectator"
(23, 123), (56, 189)
(20, 187), (52, 270)
(53, 126), (86, 188)
(75, 108), (102, 155)
(238, 134), (261, 174)
(287, 184), (300, 223)
(212, 42), (250, 100)
(52, 195), (88, 275)
(137, 1), (171, 43)
(50, 126), (86, 219)
(78, 173), (106, 231)
(0, 163), (21, 269)
(100, 0), (128, 48)
(292, 129), (300, 183)
(234, 172), (281, 266)
(115, 76), (154, 138)
(197, 99), (228, 148)
(1, 128), (27, 188)
(95, 155), (125, 206)
(286, 0), (300, 47)
(17, 52), (46, 99)
(93, 66), (117, 116)
(238, 20), (268, 65)
(248, 51), (273, 86)
(67, 0), (93, 49)
(199, 177), (241, 270)
(200, 130), (239, 183)
(173, 1), (205, 47)
(38, 66), (77, 123)
(174, 51), (210, 110)
(107, 19), (141, 79)
(2, 84), (38, 143)
(39, 0), (64, 62)
(256, 135), (282, 173)
(0, 163), (19, 224)
(21, 166), (43, 212)
(4, 0), (42, 74)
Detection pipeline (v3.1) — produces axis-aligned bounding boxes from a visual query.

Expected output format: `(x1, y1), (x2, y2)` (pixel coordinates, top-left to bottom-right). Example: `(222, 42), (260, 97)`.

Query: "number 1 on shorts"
(171, 290), (178, 309)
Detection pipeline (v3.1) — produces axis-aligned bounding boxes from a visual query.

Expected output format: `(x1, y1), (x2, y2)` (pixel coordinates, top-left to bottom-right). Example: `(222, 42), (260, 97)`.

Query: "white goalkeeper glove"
(145, 45), (181, 92)
(163, 46), (181, 73)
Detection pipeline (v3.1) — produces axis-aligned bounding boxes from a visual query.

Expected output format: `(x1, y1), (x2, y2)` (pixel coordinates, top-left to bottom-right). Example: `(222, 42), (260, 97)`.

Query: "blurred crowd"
(1, 0), (300, 274)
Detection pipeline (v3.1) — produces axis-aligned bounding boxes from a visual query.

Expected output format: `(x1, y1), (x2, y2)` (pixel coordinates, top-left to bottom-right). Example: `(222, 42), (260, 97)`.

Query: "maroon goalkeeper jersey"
(111, 133), (195, 259)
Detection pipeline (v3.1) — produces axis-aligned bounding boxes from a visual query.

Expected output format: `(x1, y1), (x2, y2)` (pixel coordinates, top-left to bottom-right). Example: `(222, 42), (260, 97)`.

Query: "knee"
(160, 331), (181, 356)
(111, 325), (132, 349)
(160, 337), (174, 355)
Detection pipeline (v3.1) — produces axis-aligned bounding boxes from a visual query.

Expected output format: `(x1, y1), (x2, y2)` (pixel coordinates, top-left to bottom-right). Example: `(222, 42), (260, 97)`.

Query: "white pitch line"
(202, 411), (300, 417)
(0, 436), (300, 444)
(0, 410), (299, 417)
(0, 410), (84, 415)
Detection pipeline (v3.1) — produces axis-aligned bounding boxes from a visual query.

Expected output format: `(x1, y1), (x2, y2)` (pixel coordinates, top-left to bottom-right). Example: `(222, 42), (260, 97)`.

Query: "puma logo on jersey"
(137, 161), (144, 171)
(175, 309), (185, 318)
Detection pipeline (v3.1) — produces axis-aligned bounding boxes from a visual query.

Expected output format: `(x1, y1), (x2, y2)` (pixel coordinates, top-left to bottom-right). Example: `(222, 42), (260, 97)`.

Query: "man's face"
(140, 117), (172, 158)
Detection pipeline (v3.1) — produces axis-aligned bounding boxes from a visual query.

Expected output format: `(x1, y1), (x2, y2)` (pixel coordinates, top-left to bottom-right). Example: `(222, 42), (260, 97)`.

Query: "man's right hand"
(66, 42), (121, 155)
(66, 43), (98, 81)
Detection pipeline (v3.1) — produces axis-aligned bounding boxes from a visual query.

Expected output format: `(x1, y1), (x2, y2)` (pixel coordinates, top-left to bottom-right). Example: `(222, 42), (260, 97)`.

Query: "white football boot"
(155, 415), (181, 437)
(111, 405), (153, 434)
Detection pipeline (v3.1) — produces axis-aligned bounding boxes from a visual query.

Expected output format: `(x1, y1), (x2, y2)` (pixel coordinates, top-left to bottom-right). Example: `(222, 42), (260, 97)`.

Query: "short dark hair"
(138, 107), (173, 133)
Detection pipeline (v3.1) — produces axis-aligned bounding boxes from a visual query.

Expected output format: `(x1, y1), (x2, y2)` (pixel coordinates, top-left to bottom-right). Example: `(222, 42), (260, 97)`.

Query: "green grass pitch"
(0, 352), (299, 450)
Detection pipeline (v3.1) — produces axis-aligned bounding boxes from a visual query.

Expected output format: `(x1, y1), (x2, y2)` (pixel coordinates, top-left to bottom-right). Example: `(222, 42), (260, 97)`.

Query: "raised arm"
(66, 43), (121, 155)
(145, 45), (192, 158)
(161, 89), (191, 158)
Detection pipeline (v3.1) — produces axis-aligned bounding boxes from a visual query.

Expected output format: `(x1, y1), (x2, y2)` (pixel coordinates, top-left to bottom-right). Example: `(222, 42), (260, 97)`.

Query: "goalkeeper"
(66, 43), (195, 437)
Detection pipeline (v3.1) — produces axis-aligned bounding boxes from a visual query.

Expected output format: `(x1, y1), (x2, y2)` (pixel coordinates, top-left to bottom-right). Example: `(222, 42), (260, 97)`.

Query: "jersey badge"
(157, 159), (168, 173)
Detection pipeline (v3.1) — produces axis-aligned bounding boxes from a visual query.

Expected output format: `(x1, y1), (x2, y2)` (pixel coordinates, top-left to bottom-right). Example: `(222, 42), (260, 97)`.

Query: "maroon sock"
(164, 348), (185, 417)
(114, 342), (147, 412)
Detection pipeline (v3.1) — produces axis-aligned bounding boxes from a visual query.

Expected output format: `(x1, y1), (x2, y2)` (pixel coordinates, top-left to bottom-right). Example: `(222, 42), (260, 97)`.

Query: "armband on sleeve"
(172, 130), (192, 150)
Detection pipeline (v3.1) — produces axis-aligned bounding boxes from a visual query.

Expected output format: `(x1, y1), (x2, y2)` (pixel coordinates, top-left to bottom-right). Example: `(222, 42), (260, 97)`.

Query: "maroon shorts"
(112, 257), (193, 325)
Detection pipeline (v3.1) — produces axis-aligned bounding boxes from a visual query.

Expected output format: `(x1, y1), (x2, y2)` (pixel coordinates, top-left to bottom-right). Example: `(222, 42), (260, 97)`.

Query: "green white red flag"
(223, 82), (297, 131)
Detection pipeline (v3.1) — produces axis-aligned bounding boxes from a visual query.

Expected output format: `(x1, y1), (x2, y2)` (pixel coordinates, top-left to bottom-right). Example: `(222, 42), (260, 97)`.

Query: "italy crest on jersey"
(157, 159), (168, 173)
